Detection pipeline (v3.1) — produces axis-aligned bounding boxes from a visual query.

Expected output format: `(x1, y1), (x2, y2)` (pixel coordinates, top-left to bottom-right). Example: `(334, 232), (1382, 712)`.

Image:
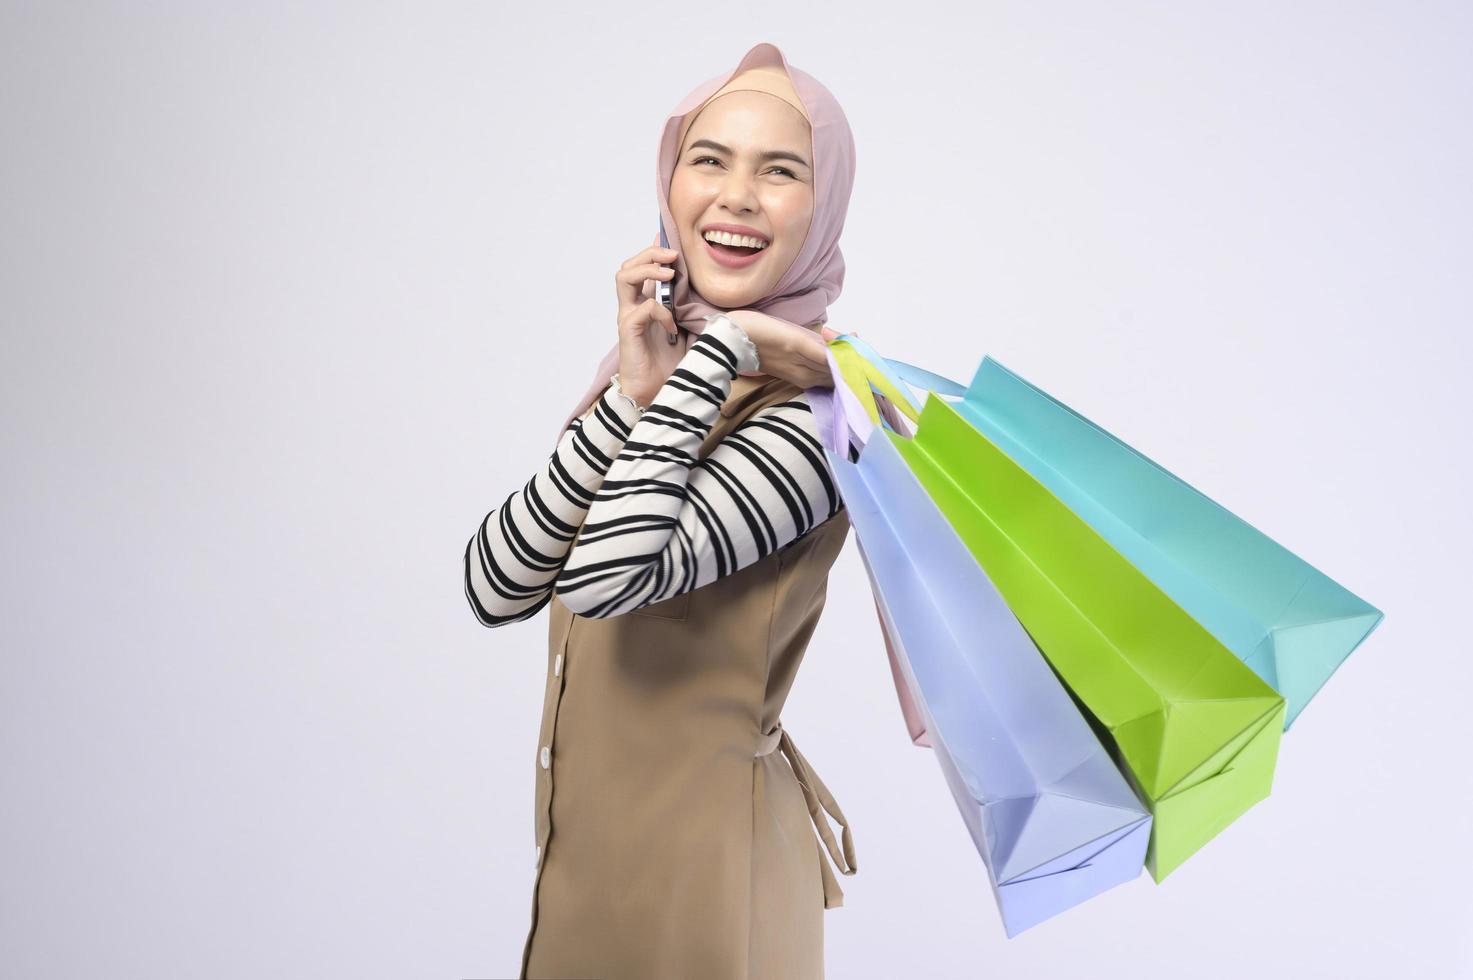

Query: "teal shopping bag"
(939, 355), (1384, 730)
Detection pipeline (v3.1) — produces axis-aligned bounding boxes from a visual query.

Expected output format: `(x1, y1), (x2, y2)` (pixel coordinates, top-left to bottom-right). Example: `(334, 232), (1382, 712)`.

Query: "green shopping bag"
(830, 338), (1287, 882)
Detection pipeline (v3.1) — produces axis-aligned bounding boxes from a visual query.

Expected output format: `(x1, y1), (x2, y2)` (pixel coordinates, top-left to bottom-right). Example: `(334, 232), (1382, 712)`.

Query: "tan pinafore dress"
(520, 373), (857, 980)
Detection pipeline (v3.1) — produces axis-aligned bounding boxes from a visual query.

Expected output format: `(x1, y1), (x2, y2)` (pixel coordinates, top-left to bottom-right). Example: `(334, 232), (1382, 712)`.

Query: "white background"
(2, 2), (1469, 977)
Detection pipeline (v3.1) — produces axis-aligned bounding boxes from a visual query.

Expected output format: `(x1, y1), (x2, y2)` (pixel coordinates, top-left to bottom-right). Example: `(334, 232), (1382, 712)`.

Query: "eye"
(692, 156), (797, 179)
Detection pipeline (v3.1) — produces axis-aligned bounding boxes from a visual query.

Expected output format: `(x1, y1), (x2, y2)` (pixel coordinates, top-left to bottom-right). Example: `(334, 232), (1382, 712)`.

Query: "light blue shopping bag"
(942, 355), (1384, 730)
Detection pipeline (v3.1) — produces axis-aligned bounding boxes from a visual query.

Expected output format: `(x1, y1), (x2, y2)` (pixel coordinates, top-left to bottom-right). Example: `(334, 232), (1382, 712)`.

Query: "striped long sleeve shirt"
(464, 315), (843, 626)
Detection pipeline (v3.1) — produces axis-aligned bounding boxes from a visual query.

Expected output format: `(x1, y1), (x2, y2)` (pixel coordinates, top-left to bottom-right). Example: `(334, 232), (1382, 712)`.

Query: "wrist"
(609, 372), (651, 414)
(704, 312), (761, 373)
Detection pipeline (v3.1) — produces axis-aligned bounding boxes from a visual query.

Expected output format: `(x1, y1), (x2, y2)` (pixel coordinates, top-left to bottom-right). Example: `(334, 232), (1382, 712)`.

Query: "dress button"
(554, 653), (563, 677)
(540, 745), (551, 769)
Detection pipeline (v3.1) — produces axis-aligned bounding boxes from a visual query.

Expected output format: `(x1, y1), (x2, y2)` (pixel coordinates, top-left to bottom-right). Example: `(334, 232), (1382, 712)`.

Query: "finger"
(797, 337), (830, 365)
(806, 358), (834, 382)
(618, 298), (653, 339)
(621, 246), (679, 271)
(617, 261), (676, 281)
(797, 367), (832, 390)
(616, 264), (671, 303)
(616, 262), (675, 313)
(656, 301), (686, 342)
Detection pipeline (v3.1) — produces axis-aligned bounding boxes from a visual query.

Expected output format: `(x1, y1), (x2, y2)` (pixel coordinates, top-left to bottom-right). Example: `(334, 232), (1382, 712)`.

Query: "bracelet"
(608, 372), (647, 416)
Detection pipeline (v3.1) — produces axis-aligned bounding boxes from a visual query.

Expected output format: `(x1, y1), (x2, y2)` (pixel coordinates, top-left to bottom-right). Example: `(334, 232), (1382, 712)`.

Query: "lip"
(701, 222), (770, 242)
(702, 235), (767, 270)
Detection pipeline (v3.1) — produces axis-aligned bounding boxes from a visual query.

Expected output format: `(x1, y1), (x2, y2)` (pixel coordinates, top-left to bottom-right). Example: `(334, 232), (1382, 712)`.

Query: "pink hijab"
(554, 41), (859, 442)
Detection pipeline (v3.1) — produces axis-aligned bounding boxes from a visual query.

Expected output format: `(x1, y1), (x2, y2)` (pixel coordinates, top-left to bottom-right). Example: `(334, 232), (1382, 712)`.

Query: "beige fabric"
(674, 64), (812, 158)
(521, 375), (856, 980)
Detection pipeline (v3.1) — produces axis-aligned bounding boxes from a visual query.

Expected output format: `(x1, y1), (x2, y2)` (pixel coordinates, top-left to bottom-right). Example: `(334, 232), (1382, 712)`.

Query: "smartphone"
(656, 222), (677, 317)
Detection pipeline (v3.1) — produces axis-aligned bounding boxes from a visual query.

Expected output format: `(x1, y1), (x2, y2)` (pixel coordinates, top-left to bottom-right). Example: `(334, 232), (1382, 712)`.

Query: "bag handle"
(835, 332), (966, 411)
(810, 332), (964, 457)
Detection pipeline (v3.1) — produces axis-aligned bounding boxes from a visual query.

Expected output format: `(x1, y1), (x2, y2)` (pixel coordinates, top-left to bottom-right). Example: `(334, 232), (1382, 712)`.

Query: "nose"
(715, 168), (760, 214)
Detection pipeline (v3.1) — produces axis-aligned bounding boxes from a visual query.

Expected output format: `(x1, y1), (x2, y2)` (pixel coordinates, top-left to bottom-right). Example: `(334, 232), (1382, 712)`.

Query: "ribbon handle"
(806, 332), (965, 458)
(836, 332), (967, 412)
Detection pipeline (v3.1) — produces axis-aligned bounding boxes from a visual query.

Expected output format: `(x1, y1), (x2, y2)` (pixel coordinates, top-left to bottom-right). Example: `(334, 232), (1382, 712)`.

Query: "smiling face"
(668, 90), (815, 309)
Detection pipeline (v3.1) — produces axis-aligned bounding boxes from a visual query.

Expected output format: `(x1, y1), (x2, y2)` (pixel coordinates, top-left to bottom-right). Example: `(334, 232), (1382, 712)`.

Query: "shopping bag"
(949, 357), (1383, 729)
(873, 592), (931, 747)
(820, 331), (933, 748)
(808, 364), (1152, 937)
(821, 335), (1286, 883)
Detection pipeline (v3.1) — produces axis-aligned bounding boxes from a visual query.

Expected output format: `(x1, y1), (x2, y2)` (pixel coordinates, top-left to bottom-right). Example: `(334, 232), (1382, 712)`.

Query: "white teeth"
(703, 230), (768, 249)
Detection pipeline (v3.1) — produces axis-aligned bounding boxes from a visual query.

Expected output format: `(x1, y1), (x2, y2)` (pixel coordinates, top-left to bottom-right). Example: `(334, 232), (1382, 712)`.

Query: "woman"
(465, 42), (868, 980)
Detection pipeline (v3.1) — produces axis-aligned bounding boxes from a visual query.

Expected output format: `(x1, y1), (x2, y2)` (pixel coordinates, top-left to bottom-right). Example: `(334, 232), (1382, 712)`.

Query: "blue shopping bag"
(809, 361), (1151, 937)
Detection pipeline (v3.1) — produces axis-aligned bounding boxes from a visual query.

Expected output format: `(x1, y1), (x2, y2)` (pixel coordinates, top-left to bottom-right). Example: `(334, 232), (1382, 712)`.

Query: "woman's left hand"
(725, 311), (835, 390)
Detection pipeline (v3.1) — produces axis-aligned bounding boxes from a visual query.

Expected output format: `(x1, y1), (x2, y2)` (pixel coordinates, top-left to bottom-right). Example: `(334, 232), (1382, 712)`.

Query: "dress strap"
(755, 721), (857, 908)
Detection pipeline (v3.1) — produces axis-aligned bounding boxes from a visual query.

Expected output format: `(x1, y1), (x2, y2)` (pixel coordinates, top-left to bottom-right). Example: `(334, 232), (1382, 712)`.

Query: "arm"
(463, 382), (645, 627)
(554, 316), (841, 619)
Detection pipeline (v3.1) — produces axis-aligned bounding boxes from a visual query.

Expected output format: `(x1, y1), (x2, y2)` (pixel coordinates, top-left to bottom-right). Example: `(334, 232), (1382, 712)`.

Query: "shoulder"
(733, 386), (822, 436)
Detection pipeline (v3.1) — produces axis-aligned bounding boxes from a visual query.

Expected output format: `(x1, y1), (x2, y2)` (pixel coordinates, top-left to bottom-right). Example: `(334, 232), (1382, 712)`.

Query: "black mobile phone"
(656, 222), (677, 316)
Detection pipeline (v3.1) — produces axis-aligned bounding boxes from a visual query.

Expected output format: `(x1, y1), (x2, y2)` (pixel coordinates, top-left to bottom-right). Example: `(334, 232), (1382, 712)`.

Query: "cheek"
(771, 203), (814, 268)
(670, 173), (715, 217)
(668, 174), (694, 216)
(770, 192), (814, 242)
(667, 188), (687, 219)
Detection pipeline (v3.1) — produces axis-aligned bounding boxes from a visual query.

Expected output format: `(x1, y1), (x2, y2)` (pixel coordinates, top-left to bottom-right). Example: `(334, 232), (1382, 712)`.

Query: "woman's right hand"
(615, 245), (684, 407)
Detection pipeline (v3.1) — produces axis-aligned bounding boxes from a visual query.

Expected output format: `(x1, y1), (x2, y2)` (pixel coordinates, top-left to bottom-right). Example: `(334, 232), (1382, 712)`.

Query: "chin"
(690, 274), (769, 311)
(707, 290), (760, 309)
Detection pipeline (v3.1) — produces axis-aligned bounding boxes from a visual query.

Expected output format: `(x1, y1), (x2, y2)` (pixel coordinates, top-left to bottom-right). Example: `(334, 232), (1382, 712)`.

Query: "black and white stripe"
(465, 316), (841, 626)
(463, 379), (643, 627)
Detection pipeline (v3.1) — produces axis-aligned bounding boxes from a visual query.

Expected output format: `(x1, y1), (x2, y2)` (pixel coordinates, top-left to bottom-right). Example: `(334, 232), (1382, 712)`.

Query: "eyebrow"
(685, 139), (811, 169)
